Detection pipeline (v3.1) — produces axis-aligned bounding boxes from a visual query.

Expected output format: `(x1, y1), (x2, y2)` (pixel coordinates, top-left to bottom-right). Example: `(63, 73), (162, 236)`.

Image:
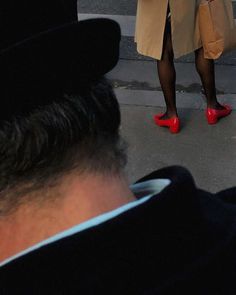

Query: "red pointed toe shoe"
(154, 114), (180, 134)
(206, 105), (232, 125)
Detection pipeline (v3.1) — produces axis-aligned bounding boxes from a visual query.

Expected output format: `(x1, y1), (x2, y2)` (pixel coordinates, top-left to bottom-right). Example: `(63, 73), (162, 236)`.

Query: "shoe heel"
(170, 126), (180, 133)
(206, 105), (232, 125)
(169, 119), (180, 133)
(207, 116), (217, 125)
(154, 114), (180, 134)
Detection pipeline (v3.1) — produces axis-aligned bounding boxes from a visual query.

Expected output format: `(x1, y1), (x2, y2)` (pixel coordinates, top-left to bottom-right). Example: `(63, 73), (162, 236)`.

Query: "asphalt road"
(78, 0), (136, 15)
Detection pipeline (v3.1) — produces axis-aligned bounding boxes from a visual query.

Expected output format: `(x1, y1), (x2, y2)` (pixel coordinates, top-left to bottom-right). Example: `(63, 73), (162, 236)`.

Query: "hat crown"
(0, 0), (77, 50)
(0, 1), (121, 123)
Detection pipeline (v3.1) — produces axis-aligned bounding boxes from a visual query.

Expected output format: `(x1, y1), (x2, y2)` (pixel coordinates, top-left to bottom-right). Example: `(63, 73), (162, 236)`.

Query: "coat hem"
(135, 42), (203, 61)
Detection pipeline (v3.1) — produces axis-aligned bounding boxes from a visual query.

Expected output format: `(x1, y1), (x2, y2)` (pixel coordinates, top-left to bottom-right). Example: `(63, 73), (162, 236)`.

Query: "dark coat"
(1, 166), (236, 294)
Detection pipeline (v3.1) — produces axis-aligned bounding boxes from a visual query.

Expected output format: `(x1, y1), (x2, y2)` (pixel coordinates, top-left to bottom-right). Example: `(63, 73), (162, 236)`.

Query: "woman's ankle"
(207, 101), (225, 110)
(165, 109), (178, 118)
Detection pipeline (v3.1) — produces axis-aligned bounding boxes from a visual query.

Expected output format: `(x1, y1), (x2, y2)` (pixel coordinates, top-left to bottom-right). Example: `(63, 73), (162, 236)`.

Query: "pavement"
(79, 0), (236, 192)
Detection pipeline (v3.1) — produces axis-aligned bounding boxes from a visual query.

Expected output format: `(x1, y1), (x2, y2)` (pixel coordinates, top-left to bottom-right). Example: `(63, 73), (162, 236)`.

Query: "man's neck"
(0, 172), (135, 262)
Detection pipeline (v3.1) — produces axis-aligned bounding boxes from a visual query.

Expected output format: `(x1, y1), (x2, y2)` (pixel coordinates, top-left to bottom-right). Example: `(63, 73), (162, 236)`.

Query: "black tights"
(157, 21), (177, 118)
(195, 48), (222, 109)
(157, 22), (223, 118)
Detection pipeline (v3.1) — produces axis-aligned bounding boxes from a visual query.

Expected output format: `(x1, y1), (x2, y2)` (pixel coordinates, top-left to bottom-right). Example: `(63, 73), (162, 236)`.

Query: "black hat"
(0, 0), (121, 121)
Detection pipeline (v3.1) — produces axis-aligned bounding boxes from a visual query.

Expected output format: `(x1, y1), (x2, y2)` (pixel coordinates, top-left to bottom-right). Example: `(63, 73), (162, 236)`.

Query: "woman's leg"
(195, 47), (224, 110)
(157, 21), (178, 119)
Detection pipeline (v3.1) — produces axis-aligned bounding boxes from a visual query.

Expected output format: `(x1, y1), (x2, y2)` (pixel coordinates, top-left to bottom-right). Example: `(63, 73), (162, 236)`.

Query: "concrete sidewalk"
(107, 57), (236, 193)
(120, 104), (236, 193)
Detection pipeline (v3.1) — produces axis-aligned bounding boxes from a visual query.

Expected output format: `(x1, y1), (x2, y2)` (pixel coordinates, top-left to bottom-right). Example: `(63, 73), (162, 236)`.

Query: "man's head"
(0, 77), (126, 215)
(0, 2), (123, 215)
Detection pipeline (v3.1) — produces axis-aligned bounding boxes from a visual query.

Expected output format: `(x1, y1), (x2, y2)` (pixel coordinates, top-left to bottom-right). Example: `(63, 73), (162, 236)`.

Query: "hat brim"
(0, 18), (121, 121)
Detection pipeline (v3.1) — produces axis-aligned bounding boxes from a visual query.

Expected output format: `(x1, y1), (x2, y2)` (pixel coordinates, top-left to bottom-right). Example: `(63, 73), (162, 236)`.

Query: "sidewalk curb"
(108, 59), (236, 95)
(115, 89), (236, 110)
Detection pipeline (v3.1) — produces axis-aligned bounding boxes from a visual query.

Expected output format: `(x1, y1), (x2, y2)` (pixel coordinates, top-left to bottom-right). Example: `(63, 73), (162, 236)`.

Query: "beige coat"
(135, 0), (202, 60)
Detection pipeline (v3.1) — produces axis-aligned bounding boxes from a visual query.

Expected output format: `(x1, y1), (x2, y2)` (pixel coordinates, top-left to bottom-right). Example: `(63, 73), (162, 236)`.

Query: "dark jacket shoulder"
(1, 166), (236, 294)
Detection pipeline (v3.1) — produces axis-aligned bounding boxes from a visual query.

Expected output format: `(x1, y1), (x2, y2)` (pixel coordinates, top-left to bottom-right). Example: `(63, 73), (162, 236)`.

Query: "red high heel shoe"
(206, 105), (232, 124)
(154, 114), (180, 134)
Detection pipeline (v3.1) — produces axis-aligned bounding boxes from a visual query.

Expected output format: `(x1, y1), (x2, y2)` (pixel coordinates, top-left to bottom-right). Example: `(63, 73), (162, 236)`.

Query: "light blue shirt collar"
(0, 178), (170, 267)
